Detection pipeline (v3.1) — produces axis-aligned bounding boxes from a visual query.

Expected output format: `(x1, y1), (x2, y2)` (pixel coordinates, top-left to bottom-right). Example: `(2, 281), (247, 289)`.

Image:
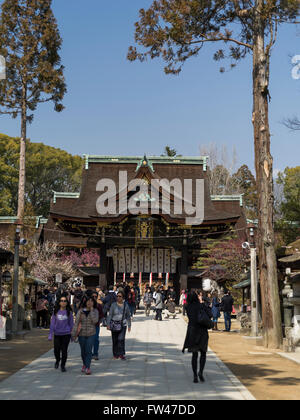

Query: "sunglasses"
(60, 299), (67, 303)
(117, 295), (123, 298)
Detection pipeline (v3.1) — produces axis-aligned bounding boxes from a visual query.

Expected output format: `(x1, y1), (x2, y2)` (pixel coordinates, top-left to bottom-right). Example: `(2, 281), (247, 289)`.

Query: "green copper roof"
(211, 194), (244, 207)
(83, 154), (208, 171)
(0, 216), (48, 228)
(53, 191), (80, 204)
(51, 191), (243, 207)
(136, 155), (155, 173)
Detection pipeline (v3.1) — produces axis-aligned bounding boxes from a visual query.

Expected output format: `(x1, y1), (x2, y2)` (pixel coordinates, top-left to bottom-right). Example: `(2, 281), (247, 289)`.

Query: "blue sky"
(0, 0), (300, 175)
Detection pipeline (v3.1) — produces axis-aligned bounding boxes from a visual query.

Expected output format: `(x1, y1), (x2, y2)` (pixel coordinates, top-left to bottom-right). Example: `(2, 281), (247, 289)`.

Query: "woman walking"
(211, 293), (221, 331)
(182, 291), (213, 383)
(48, 294), (74, 372)
(107, 290), (131, 360)
(127, 288), (136, 317)
(154, 287), (164, 321)
(91, 291), (104, 360)
(36, 292), (49, 329)
(72, 296), (99, 375)
(143, 287), (153, 317)
(179, 289), (187, 316)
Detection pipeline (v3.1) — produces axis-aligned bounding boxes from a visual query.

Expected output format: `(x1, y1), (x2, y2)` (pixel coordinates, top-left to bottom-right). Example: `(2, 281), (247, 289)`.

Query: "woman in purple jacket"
(48, 293), (74, 372)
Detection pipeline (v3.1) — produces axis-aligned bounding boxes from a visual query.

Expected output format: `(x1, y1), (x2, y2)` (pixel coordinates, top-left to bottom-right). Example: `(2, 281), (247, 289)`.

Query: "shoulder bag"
(110, 303), (126, 332)
(197, 305), (214, 330)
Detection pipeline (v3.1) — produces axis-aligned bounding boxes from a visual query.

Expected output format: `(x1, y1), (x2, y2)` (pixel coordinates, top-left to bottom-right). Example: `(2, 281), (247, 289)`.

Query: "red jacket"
(127, 292), (136, 304)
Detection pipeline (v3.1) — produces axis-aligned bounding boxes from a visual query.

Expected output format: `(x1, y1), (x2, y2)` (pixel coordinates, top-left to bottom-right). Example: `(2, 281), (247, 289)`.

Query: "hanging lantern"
(158, 273), (162, 279)
(130, 272), (134, 279)
(2, 270), (12, 283)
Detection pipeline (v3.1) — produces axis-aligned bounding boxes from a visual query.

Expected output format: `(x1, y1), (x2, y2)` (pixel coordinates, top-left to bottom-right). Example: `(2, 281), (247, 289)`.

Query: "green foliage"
(162, 146), (179, 157)
(0, 133), (83, 217)
(0, 134), (19, 215)
(0, 0), (66, 121)
(277, 166), (300, 222)
(276, 166), (300, 243)
(128, 0), (299, 74)
(231, 164), (258, 220)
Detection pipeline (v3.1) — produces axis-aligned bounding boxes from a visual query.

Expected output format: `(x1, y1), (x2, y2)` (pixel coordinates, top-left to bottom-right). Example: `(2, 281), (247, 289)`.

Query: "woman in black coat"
(182, 291), (213, 383)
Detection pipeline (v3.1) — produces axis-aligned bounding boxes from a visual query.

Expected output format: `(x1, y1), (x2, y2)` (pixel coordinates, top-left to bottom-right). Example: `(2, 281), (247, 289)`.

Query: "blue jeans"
(92, 326), (100, 357)
(224, 312), (232, 331)
(129, 304), (135, 317)
(78, 335), (94, 369)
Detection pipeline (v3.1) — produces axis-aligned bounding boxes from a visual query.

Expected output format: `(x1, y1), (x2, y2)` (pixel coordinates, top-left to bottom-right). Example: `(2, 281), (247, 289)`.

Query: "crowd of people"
(180, 288), (235, 332)
(142, 285), (177, 320)
(42, 281), (234, 383)
(44, 282), (141, 375)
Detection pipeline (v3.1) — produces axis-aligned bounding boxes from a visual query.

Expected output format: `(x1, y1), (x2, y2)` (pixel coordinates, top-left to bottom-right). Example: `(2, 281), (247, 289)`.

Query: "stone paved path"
(0, 310), (255, 400)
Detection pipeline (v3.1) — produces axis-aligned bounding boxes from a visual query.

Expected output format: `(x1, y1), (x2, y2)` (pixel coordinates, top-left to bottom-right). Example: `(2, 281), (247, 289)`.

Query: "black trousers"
(192, 351), (207, 376)
(155, 309), (162, 321)
(36, 310), (48, 327)
(111, 327), (127, 357)
(54, 335), (71, 367)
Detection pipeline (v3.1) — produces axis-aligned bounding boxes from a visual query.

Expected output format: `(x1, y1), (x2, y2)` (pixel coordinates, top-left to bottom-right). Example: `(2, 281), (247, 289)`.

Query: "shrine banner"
(132, 249), (138, 273)
(112, 249), (118, 272)
(158, 249), (164, 273)
(118, 249), (126, 273)
(151, 248), (158, 273)
(125, 248), (132, 273)
(171, 256), (177, 273)
(144, 248), (151, 273)
(110, 248), (177, 274)
(138, 249), (144, 273)
(165, 249), (171, 273)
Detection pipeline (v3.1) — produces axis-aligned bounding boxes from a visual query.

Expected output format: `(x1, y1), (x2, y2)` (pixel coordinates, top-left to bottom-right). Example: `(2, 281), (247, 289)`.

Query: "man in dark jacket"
(221, 290), (234, 332)
(167, 287), (177, 302)
(72, 285), (83, 315)
(101, 286), (117, 326)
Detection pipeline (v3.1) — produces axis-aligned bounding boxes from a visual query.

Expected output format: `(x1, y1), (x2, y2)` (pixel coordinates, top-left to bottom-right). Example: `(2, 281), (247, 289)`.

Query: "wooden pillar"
(180, 244), (188, 291)
(99, 243), (107, 290)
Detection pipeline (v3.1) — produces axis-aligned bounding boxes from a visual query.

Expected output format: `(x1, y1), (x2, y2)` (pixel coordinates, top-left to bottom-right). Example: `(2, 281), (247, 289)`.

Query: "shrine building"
(44, 155), (247, 294)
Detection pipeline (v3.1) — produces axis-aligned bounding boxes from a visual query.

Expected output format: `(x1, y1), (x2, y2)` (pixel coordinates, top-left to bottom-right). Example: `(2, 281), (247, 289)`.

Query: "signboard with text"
(56, 273), (63, 284)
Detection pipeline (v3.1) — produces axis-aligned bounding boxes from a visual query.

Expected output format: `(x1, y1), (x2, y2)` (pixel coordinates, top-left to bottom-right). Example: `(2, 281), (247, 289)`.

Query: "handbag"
(110, 304), (126, 332)
(197, 307), (214, 330)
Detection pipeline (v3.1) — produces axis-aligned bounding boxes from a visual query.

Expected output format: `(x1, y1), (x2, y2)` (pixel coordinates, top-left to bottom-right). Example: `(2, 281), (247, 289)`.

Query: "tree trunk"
(252, 1), (282, 348)
(17, 84), (27, 225)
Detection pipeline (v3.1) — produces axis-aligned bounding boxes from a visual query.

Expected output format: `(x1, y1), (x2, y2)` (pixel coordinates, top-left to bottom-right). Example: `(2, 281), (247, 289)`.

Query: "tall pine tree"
(0, 0), (66, 224)
(128, 0), (299, 348)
